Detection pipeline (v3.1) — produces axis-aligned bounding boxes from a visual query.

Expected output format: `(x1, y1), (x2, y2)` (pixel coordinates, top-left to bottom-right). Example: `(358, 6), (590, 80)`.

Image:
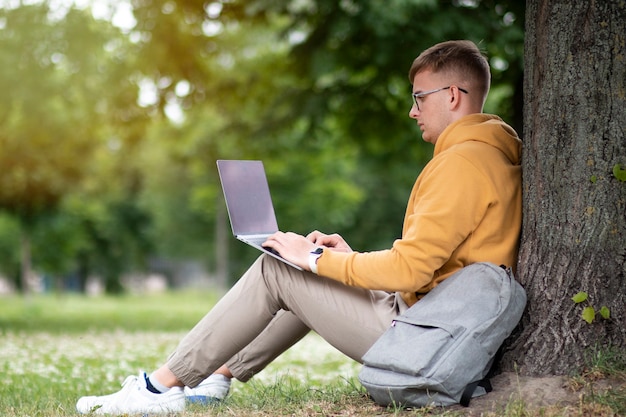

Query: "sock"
(145, 372), (170, 394)
(208, 374), (231, 383)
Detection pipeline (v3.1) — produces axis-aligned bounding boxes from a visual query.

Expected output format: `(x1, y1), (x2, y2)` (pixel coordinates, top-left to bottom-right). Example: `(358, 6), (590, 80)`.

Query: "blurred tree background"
(0, 0), (524, 293)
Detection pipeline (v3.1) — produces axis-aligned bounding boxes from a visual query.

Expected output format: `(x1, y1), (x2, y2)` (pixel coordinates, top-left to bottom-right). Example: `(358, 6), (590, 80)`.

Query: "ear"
(448, 86), (463, 110)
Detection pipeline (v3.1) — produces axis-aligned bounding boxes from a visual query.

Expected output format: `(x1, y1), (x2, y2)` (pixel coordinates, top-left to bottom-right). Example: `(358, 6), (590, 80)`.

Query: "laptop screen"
(217, 160), (279, 236)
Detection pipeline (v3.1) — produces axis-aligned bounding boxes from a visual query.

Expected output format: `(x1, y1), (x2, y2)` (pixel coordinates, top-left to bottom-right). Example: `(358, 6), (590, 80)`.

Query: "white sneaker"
(76, 372), (185, 415)
(184, 374), (231, 404)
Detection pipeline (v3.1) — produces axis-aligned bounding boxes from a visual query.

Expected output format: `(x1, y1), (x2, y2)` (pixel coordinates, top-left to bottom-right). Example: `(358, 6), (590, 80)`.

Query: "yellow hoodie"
(317, 114), (522, 307)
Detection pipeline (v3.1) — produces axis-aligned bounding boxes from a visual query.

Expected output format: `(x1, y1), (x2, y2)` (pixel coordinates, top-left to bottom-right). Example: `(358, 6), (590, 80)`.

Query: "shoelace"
(121, 375), (138, 387)
(116, 373), (148, 407)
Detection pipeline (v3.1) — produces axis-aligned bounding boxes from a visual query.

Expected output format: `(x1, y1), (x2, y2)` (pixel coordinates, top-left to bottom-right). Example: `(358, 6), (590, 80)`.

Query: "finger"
(318, 235), (337, 247)
(263, 233), (282, 247)
(306, 230), (320, 241)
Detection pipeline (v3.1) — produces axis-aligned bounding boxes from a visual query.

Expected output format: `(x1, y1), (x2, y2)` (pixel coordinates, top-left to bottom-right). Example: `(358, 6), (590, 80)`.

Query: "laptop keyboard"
(246, 236), (267, 246)
(246, 237), (280, 256)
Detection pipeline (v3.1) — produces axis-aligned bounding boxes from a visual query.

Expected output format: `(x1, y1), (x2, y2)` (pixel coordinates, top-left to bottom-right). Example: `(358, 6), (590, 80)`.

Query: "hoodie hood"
(434, 114), (522, 165)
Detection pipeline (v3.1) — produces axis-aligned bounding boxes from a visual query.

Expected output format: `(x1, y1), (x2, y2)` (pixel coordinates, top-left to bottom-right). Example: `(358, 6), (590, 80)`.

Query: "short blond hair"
(409, 40), (491, 105)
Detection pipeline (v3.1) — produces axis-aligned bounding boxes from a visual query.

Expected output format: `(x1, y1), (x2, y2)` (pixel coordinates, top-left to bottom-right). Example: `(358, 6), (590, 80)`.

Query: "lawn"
(0, 291), (367, 416)
(1, 291), (624, 416)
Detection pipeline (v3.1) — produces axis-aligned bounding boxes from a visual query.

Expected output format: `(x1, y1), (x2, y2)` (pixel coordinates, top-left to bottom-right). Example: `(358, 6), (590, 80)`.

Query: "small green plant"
(572, 291), (611, 324)
(613, 164), (626, 182)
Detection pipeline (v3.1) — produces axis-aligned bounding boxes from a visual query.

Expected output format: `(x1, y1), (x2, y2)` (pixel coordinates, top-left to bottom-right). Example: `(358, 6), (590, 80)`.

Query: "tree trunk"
(501, 0), (626, 375)
(20, 230), (32, 294)
(215, 194), (229, 290)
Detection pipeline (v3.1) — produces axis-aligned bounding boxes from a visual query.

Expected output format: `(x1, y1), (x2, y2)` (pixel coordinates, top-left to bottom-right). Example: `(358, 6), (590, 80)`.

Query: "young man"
(77, 40), (522, 414)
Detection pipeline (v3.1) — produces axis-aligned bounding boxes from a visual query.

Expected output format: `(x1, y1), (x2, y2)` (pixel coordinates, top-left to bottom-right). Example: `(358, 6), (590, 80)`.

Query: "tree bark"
(501, 0), (626, 375)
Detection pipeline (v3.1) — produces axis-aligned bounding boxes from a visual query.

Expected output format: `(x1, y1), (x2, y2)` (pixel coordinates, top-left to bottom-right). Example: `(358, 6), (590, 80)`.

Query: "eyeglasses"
(411, 86), (469, 111)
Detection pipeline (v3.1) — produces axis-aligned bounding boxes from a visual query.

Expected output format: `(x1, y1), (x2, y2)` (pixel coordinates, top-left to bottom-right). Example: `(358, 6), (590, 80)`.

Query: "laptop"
(217, 159), (303, 270)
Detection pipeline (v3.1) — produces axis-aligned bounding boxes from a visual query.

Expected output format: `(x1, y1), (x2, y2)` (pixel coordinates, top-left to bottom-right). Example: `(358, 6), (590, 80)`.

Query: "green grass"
(0, 290), (220, 333)
(574, 345), (626, 416)
(1, 292), (624, 416)
(1, 292), (206, 416)
(0, 291), (373, 417)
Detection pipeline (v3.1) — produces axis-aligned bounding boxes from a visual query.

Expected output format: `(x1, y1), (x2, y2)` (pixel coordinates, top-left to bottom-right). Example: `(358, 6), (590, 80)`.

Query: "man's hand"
(262, 232), (316, 271)
(306, 230), (353, 253)
(262, 230), (352, 271)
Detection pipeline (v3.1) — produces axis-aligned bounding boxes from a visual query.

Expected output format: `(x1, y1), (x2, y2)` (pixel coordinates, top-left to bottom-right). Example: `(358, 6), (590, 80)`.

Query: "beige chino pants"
(167, 254), (407, 387)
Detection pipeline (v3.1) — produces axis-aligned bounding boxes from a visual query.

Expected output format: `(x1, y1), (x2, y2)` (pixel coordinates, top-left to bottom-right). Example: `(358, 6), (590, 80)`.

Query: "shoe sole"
(186, 395), (222, 405)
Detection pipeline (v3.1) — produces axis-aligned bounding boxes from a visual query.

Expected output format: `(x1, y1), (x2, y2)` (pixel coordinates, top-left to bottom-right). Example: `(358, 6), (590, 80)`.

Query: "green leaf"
(613, 164), (626, 182)
(599, 306), (610, 320)
(572, 291), (588, 303)
(582, 307), (596, 324)
(590, 175), (597, 183)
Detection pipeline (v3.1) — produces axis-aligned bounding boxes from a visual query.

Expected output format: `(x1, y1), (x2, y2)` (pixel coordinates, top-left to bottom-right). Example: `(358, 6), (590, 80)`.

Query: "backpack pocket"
(361, 317), (465, 378)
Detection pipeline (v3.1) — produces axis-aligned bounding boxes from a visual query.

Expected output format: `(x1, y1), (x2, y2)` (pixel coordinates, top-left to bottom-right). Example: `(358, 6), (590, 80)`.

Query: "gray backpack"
(358, 262), (526, 408)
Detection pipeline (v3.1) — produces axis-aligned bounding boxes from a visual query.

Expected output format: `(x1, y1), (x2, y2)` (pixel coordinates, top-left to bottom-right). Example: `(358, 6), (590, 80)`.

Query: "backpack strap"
(460, 378), (493, 407)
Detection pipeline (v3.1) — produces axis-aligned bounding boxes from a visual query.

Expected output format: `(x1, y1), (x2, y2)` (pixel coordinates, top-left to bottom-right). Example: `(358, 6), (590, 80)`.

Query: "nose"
(409, 103), (419, 119)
